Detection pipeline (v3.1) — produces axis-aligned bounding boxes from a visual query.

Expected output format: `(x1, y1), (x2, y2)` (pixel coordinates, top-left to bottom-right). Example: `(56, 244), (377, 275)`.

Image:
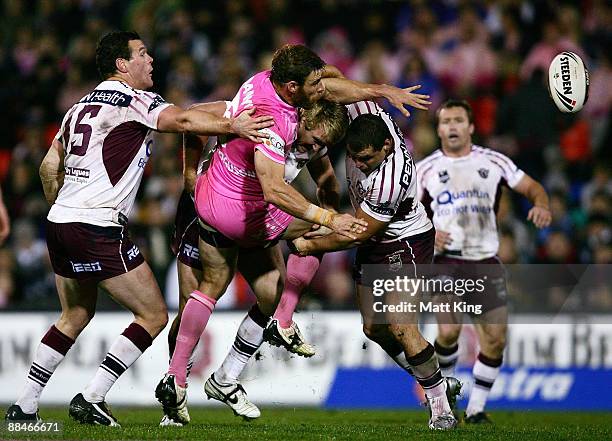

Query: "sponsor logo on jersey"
(366, 200), (395, 216)
(478, 168), (489, 179)
(65, 167), (90, 179)
(80, 90), (132, 107)
(436, 189), (490, 205)
(438, 170), (450, 183)
(259, 128), (285, 156)
(71, 261), (102, 273)
(148, 94), (166, 112)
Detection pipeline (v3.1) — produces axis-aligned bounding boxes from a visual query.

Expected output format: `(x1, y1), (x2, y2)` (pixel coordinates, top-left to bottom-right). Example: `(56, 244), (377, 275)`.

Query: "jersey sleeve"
(55, 107), (75, 147)
(128, 91), (172, 129)
(493, 152), (525, 188)
(360, 155), (412, 222)
(255, 125), (287, 164)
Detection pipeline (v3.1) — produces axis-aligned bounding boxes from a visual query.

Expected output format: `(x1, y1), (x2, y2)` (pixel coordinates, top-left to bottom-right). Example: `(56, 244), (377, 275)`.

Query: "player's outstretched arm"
(321, 78), (431, 117)
(307, 155), (340, 212)
(513, 174), (552, 229)
(39, 139), (65, 205)
(181, 101), (232, 193)
(0, 185), (9, 245)
(157, 105), (274, 142)
(293, 208), (388, 255)
(255, 151), (367, 239)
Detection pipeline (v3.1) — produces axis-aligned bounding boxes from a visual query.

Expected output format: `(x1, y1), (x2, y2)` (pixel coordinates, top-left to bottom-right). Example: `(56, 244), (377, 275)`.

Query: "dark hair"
(436, 99), (474, 125)
(345, 114), (391, 152)
(270, 44), (325, 86)
(96, 31), (141, 80)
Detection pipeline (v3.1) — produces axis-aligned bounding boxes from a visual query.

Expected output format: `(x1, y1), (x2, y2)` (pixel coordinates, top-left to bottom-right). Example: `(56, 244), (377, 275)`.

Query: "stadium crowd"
(0, 0), (609, 312)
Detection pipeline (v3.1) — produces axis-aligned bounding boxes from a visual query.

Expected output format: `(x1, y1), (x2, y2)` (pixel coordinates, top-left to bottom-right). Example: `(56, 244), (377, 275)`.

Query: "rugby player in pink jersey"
(4, 31), (274, 427)
(156, 44), (432, 424)
(161, 99), (347, 425)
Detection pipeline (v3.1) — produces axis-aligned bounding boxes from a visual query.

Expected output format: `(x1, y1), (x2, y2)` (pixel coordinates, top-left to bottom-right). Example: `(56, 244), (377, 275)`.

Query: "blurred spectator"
(11, 219), (55, 303)
(520, 17), (586, 81)
(497, 189), (533, 262)
(496, 68), (560, 177)
(537, 230), (576, 264)
(0, 185), (10, 246)
(436, 7), (497, 94)
(537, 190), (577, 244)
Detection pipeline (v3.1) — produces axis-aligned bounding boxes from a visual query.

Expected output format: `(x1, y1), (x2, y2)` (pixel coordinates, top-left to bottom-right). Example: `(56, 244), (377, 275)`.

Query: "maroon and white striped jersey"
(48, 80), (171, 227)
(345, 101), (432, 242)
(416, 145), (525, 260)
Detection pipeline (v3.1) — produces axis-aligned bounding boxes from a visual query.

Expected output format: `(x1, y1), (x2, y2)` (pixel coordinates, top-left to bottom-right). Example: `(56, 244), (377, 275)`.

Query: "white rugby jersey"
(284, 145), (327, 183)
(48, 80), (171, 227)
(345, 101), (432, 242)
(416, 145), (525, 260)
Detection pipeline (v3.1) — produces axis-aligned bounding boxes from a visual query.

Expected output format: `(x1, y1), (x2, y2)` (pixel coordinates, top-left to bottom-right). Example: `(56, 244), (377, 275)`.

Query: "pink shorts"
(195, 173), (294, 248)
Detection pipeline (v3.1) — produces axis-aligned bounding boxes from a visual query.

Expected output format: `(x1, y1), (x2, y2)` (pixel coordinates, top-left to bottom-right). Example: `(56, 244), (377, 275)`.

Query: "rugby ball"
(548, 51), (589, 113)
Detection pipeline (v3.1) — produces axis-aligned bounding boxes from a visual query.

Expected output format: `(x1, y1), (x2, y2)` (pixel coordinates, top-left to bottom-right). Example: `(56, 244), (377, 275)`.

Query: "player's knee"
(437, 324), (461, 345)
(58, 308), (94, 336)
(362, 324), (386, 342)
(140, 303), (169, 335)
(482, 333), (506, 357)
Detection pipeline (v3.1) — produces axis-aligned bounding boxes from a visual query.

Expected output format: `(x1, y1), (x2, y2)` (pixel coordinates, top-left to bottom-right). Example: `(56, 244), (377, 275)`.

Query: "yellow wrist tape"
(305, 204), (334, 227)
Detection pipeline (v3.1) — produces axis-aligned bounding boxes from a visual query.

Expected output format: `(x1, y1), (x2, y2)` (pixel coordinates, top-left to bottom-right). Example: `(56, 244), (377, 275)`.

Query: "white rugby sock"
(434, 340), (459, 377)
(214, 305), (268, 384)
(466, 353), (502, 416)
(16, 326), (74, 413)
(83, 323), (152, 403)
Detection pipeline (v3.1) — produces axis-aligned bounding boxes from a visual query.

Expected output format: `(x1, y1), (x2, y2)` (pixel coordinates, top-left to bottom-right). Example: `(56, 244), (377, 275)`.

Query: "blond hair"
(301, 100), (349, 145)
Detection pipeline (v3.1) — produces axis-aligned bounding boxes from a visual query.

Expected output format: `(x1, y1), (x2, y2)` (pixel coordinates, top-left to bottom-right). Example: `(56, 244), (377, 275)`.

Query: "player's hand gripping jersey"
(345, 101), (432, 242)
(48, 80), (171, 227)
(416, 146), (525, 260)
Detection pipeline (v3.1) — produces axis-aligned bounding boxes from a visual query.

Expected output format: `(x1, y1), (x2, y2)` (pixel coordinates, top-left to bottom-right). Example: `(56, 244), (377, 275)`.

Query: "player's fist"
(303, 224), (333, 239)
(527, 206), (552, 229)
(330, 213), (368, 240)
(434, 230), (452, 253)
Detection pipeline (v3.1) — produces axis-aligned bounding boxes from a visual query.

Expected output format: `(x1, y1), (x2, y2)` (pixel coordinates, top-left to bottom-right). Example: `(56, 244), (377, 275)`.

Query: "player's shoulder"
(75, 81), (164, 110)
(346, 100), (383, 120)
(416, 148), (444, 169)
(471, 145), (514, 163)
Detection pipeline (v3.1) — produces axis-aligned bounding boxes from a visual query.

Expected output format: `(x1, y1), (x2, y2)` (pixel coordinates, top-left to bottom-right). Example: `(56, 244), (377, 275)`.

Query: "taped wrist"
(305, 204), (334, 228)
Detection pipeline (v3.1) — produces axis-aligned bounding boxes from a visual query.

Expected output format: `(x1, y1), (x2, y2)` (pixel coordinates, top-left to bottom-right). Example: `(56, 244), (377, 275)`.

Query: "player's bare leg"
(206, 245), (286, 420)
(263, 219), (320, 357)
(8, 276), (96, 422)
(69, 263), (168, 427)
(360, 284), (457, 430)
(157, 239), (238, 425)
(464, 306), (507, 423)
(358, 283), (415, 374)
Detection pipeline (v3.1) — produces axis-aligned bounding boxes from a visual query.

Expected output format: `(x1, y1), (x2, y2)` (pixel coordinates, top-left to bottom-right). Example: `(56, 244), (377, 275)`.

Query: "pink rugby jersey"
(206, 70), (298, 200)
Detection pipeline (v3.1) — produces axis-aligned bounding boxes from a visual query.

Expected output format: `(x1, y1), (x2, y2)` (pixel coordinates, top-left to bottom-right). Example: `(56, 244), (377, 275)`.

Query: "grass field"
(2, 407), (611, 441)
